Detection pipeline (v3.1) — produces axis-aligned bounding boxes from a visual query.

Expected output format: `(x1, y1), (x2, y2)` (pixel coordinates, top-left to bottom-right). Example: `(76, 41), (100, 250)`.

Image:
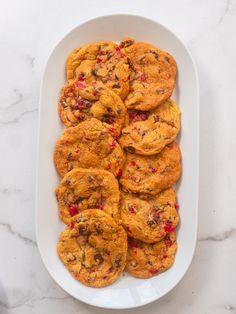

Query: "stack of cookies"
(54, 38), (181, 287)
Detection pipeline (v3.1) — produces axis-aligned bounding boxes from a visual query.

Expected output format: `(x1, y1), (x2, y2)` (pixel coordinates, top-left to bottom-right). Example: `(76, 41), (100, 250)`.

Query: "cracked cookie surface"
(66, 41), (130, 100)
(58, 81), (126, 137)
(121, 40), (176, 111)
(57, 209), (127, 287)
(120, 142), (181, 196)
(121, 188), (179, 243)
(126, 233), (177, 278)
(56, 168), (120, 224)
(119, 99), (180, 155)
(54, 118), (125, 178)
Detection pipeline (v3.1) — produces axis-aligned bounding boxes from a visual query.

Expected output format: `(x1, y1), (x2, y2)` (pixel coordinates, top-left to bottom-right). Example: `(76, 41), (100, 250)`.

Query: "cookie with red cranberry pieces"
(126, 233), (177, 278)
(121, 188), (179, 243)
(55, 168), (120, 224)
(54, 118), (125, 178)
(121, 39), (176, 111)
(57, 209), (127, 287)
(119, 99), (180, 155)
(58, 81), (126, 137)
(66, 42), (130, 100)
(120, 142), (181, 196)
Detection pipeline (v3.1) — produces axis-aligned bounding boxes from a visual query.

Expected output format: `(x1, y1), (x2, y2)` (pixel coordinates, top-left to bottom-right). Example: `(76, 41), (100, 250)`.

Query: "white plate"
(36, 14), (199, 309)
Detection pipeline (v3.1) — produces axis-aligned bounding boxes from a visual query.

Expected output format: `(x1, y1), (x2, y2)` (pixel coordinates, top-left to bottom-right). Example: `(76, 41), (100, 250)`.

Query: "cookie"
(121, 40), (176, 111)
(66, 42), (130, 100)
(119, 99), (180, 155)
(126, 233), (177, 278)
(120, 142), (181, 195)
(57, 209), (127, 287)
(121, 188), (179, 243)
(56, 168), (120, 224)
(58, 81), (126, 136)
(54, 118), (125, 178)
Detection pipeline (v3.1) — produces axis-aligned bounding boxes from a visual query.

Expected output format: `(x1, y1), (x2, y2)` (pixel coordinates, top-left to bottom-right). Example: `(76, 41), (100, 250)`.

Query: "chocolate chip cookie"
(58, 81), (126, 137)
(57, 209), (127, 287)
(121, 188), (179, 242)
(120, 142), (181, 195)
(119, 99), (180, 155)
(56, 168), (120, 224)
(121, 39), (176, 111)
(66, 42), (130, 99)
(54, 118), (125, 178)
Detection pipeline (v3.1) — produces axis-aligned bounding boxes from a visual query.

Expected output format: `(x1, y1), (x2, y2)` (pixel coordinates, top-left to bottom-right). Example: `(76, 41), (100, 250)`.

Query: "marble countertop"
(1, 0), (235, 313)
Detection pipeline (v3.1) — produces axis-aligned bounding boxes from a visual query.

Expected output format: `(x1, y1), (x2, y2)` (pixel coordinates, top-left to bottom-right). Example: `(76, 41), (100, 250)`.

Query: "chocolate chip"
(115, 256), (121, 268)
(141, 130), (147, 137)
(76, 196), (84, 203)
(91, 69), (99, 76)
(153, 115), (159, 122)
(101, 77), (108, 83)
(78, 226), (88, 235)
(94, 253), (104, 264)
(151, 51), (159, 60)
(147, 219), (157, 227)
(165, 56), (170, 63)
(120, 38), (134, 48)
(95, 224), (103, 234)
(67, 152), (73, 161)
(61, 101), (67, 108)
(101, 115), (115, 124)
(88, 175), (94, 183)
(125, 146), (135, 154)
(112, 83), (121, 89)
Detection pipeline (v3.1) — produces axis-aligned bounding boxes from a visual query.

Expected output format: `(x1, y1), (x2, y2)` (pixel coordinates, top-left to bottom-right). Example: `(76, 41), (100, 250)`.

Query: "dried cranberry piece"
(164, 223), (174, 233)
(115, 46), (125, 57)
(107, 267), (114, 274)
(75, 82), (86, 89)
(152, 211), (160, 221)
(129, 160), (137, 166)
(128, 204), (137, 214)
(68, 222), (74, 229)
(109, 140), (116, 150)
(128, 238), (139, 248)
(97, 57), (104, 64)
(164, 234), (173, 247)
(128, 110), (149, 123)
(150, 167), (157, 174)
(68, 204), (78, 216)
(150, 268), (158, 275)
(117, 169), (123, 178)
(140, 74), (147, 82)
(96, 201), (104, 210)
(77, 75), (85, 81)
